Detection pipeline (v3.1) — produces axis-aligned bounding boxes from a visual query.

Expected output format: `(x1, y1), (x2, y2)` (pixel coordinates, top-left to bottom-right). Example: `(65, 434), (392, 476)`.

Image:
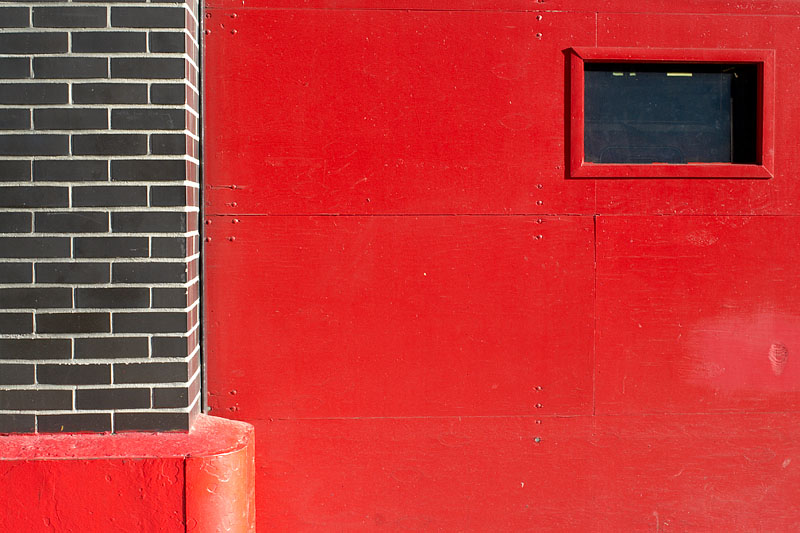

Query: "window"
(569, 48), (774, 178)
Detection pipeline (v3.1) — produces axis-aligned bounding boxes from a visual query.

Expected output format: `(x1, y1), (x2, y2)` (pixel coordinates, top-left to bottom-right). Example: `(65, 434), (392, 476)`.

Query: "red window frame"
(569, 47), (775, 179)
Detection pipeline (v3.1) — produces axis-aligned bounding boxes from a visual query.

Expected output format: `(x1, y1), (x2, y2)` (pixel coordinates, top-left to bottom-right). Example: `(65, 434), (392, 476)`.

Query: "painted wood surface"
(596, 215), (800, 415)
(255, 414), (800, 531)
(205, 215), (594, 418)
(203, 9), (596, 215)
(203, 3), (800, 530)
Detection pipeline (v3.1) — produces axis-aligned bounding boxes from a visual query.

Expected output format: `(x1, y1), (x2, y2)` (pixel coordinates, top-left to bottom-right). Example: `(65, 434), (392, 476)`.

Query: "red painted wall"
(203, 2), (800, 529)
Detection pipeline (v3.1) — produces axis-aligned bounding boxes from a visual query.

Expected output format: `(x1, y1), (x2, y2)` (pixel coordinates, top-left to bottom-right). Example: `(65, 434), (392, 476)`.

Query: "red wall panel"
(205, 215), (594, 418)
(254, 413), (800, 531)
(596, 215), (800, 415)
(203, 9), (595, 216)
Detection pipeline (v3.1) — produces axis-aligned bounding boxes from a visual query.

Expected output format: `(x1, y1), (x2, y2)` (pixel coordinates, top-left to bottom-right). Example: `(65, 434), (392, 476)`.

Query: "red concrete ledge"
(0, 415), (255, 533)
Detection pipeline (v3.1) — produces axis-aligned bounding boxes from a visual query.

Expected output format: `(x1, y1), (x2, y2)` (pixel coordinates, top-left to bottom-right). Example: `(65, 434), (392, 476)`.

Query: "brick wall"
(0, 0), (200, 432)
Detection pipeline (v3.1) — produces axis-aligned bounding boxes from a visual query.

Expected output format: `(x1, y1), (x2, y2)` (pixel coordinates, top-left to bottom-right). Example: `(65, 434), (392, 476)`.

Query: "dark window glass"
(584, 63), (758, 164)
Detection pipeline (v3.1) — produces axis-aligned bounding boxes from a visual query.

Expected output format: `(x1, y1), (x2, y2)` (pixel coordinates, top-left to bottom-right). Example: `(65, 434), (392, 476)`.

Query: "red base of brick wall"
(0, 415), (254, 533)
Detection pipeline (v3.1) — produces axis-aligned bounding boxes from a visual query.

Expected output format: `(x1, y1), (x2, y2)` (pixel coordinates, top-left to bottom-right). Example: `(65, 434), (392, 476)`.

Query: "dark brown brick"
(153, 387), (188, 408)
(151, 237), (187, 258)
(34, 108), (108, 130)
(76, 287), (149, 308)
(72, 82), (147, 104)
(0, 58), (30, 79)
(35, 212), (108, 233)
(33, 7), (107, 28)
(114, 361), (187, 383)
(151, 336), (189, 358)
(38, 413), (111, 433)
(0, 7), (29, 28)
(112, 57), (184, 79)
(0, 83), (66, 104)
(0, 263), (32, 283)
(0, 237), (70, 258)
(113, 311), (187, 333)
(0, 390), (71, 410)
(73, 186), (147, 207)
(0, 338), (71, 360)
(0, 186), (67, 207)
(0, 363), (34, 385)
(114, 411), (189, 432)
(112, 108), (184, 130)
(74, 336), (149, 359)
(34, 159), (107, 181)
(0, 313), (33, 334)
(75, 336), (148, 359)
(152, 287), (187, 308)
(0, 135), (68, 156)
(76, 388), (149, 409)
(0, 108), (30, 130)
(112, 262), (186, 283)
(111, 6), (184, 28)
(34, 57), (108, 79)
(0, 212), (31, 233)
(0, 414), (35, 433)
(0, 160), (31, 181)
(36, 312), (110, 334)
(0, 32), (67, 54)
(150, 134), (185, 155)
(72, 134), (147, 156)
(72, 31), (146, 53)
(112, 211), (186, 233)
(37, 363), (110, 385)
(111, 159), (184, 181)
(36, 263), (109, 284)
(149, 32), (184, 53)
(74, 237), (148, 258)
